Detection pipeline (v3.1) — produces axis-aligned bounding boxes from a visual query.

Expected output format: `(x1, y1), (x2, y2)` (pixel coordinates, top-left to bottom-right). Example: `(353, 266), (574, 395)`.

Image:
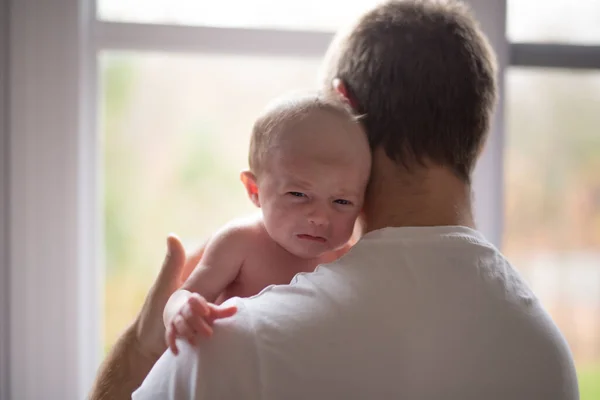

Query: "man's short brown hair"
(249, 92), (359, 175)
(321, 0), (497, 181)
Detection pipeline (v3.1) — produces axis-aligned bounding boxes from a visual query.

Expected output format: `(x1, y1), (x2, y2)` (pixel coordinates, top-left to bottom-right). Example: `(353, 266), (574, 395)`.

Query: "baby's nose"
(308, 209), (329, 227)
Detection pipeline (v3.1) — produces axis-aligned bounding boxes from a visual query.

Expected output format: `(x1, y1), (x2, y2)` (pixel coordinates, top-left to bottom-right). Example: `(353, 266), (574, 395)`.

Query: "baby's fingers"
(173, 314), (197, 346)
(207, 303), (238, 324)
(197, 317), (214, 337)
(187, 293), (211, 317)
(166, 323), (179, 355)
(182, 303), (214, 337)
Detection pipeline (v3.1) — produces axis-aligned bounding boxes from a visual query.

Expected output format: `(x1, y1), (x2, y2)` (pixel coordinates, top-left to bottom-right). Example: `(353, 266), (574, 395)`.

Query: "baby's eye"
(288, 192), (307, 198)
(334, 199), (353, 205)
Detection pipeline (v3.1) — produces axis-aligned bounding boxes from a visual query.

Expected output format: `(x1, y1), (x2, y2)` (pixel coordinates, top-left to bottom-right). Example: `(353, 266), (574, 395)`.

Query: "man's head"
(320, 0), (497, 182)
(241, 93), (371, 258)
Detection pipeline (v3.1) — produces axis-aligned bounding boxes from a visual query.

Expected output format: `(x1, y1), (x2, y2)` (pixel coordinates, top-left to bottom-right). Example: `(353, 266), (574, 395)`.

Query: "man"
(90, 1), (579, 399)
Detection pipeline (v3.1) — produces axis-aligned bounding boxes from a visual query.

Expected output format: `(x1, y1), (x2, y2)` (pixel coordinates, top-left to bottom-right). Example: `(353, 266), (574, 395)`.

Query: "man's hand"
(90, 233), (212, 400)
(132, 234), (209, 360)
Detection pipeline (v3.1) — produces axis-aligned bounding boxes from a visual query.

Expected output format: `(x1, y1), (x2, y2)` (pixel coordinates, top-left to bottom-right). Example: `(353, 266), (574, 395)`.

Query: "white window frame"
(9, 0), (600, 398)
(1, 0), (9, 399)
(7, 0), (99, 399)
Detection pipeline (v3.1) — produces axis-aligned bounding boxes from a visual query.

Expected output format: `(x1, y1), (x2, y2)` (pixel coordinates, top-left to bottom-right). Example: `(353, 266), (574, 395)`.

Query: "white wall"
(8, 0), (93, 398)
(0, 0), (10, 398)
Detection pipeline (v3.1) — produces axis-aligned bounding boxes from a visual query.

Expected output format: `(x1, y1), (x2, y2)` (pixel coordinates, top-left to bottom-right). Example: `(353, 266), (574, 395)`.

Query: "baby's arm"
(163, 226), (249, 353)
(182, 226), (249, 302)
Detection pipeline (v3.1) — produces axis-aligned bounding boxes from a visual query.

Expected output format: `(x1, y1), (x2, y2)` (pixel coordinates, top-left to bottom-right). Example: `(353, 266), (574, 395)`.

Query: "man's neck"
(362, 151), (475, 234)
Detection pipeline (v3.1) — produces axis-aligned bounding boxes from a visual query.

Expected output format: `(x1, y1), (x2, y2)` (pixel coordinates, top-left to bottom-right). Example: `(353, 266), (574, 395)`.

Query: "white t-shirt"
(133, 226), (579, 400)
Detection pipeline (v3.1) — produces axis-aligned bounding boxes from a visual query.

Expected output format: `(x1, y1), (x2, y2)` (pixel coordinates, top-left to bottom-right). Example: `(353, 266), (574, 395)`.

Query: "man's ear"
(240, 170), (260, 207)
(332, 78), (359, 111)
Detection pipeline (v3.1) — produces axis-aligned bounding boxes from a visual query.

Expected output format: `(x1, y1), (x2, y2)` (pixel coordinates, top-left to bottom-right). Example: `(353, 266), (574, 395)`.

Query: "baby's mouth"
(297, 234), (327, 243)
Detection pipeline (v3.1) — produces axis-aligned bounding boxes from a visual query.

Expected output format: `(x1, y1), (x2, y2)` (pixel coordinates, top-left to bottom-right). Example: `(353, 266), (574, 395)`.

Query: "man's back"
(134, 226), (579, 399)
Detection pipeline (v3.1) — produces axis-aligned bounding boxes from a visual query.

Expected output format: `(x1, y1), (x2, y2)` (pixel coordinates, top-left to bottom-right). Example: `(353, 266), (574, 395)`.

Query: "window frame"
(5, 0), (600, 398)
(6, 0), (99, 398)
(1, 0), (9, 398)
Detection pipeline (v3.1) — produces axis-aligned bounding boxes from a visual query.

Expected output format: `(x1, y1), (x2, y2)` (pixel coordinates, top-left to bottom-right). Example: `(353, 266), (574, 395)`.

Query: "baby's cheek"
(334, 214), (358, 243)
(265, 204), (301, 233)
(266, 210), (291, 232)
(263, 199), (288, 220)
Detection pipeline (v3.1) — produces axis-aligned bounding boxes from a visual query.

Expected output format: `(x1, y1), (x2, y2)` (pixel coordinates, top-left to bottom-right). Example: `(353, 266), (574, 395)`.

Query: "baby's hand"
(165, 293), (237, 355)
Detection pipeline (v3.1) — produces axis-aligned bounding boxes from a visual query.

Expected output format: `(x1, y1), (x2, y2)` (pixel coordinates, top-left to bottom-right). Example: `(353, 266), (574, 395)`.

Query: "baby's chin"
(284, 237), (349, 260)
(287, 246), (332, 260)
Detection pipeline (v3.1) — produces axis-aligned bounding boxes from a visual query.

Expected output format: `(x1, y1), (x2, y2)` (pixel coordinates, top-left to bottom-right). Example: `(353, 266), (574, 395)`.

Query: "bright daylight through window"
(96, 1), (600, 398)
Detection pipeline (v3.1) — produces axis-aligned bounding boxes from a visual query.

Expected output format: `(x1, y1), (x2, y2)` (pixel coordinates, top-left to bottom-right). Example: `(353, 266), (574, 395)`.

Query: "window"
(504, 68), (600, 397)
(98, 0), (378, 31)
(101, 52), (322, 349)
(507, 0), (600, 44)
(11, 0), (600, 398)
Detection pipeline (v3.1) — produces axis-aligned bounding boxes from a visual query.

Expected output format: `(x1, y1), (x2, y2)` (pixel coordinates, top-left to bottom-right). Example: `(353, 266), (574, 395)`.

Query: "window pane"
(98, 0), (379, 31)
(504, 68), (600, 399)
(508, 0), (600, 44)
(100, 52), (322, 352)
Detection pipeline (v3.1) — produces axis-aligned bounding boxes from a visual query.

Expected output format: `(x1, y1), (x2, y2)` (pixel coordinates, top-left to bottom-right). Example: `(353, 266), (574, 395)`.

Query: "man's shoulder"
(234, 265), (344, 327)
(135, 298), (262, 399)
(199, 299), (260, 362)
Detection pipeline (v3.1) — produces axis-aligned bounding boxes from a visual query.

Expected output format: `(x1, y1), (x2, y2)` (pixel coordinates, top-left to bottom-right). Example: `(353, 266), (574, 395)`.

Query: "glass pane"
(98, 0), (379, 32)
(504, 68), (600, 399)
(100, 52), (322, 352)
(508, 0), (600, 44)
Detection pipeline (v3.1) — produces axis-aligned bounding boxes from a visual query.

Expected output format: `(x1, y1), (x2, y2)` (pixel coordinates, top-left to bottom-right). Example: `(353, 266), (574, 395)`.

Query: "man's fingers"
(155, 234), (187, 290)
(181, 237), (211, 283)
(132, 233), (186, 359)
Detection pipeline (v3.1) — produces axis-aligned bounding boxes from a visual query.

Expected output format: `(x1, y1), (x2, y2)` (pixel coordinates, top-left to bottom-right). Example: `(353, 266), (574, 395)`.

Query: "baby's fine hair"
(248, 92), (360, 174)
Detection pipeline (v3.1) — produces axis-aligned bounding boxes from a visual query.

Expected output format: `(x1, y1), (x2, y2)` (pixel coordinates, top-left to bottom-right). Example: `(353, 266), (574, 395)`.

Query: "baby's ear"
(240, 170), (260, 207)
(332, 78), (359, 112)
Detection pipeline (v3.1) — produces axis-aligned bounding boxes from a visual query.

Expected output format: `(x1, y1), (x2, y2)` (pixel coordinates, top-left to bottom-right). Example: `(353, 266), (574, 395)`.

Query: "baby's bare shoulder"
(208, 213), (266, 252)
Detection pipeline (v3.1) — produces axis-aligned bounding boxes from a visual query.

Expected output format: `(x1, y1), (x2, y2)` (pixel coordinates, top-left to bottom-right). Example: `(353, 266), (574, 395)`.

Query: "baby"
(163, 93), (371, 353)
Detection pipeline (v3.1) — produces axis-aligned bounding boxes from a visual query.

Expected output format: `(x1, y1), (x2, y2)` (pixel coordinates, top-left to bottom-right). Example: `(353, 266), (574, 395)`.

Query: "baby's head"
(241, 92), (371, 259)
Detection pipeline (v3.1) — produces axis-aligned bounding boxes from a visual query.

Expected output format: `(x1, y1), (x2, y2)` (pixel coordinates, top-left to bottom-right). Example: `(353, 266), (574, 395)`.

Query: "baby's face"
(256, 110), (371, 259)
